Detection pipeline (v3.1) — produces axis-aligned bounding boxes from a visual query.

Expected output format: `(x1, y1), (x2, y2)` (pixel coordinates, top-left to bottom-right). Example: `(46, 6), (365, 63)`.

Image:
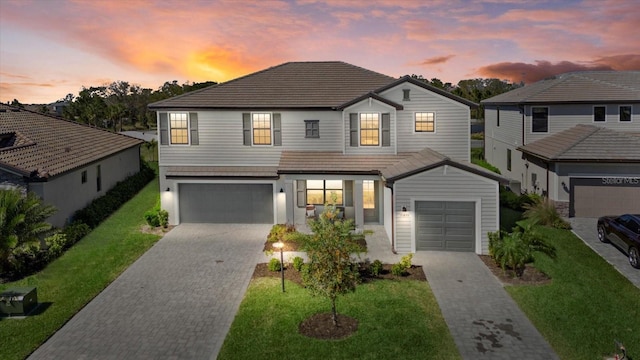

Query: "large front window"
(360, 113), (379, 146)
(415, 112), (435, 132)
(306, 180), (343, 205)
(170, 113), (189, 144)
(532, 107), (548, 133)
(252, 113), (272, 145)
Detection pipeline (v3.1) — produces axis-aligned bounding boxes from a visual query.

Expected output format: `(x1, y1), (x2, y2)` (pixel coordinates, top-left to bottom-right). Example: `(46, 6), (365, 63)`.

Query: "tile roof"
(518, 124), (640, 162)
(278, 149), (507, 184)
(278, 151), (412, 174)
(149, 61), (398, 109)
(166, 166), (278, 178)
(482, 71), (640, 105)
(0, 104), (143, 179)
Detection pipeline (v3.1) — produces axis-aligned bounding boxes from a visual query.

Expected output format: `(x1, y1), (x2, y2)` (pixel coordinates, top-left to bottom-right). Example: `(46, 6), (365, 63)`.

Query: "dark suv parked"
(598, 214), (640, 269)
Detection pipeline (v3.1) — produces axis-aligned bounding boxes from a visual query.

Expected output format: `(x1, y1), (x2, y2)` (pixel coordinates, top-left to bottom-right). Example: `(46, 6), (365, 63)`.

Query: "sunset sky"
(1, 0), (639, 104)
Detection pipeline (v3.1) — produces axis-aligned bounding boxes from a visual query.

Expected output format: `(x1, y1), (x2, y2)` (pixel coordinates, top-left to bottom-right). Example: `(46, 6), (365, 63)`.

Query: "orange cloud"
(478, 60), (615, 84)
(421, 55), (455, 66)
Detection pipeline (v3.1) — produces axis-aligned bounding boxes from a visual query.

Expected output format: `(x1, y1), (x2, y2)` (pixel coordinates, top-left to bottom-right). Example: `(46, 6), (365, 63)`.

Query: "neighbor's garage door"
(572, 182), (640, 217)
(179, 184), (273, 223)
(415, 201), (475, 251)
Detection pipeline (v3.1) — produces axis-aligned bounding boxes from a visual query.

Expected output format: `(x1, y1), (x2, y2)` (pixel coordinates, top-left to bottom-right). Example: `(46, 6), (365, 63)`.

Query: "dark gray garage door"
(179, 184), (273, 223)
(415, 201), (475, 251)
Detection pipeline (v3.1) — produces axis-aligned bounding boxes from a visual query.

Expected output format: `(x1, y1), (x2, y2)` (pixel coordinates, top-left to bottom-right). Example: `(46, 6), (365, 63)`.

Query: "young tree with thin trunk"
(302, 202), (362, 326)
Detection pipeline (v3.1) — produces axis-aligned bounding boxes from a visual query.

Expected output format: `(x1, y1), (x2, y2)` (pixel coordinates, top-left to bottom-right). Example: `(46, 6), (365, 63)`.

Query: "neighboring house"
(0, 104), (143, 227)
(482, 71), (640, 217)
(149, 61), (505, 254)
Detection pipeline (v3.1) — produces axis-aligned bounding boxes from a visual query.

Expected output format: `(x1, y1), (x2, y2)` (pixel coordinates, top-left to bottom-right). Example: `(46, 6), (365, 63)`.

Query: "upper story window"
(305, 120), (319, 138)
(170, 113), (189, 144)
(593, 106), (606, 122)
(620, 105), (632, 122)
(415, 112), (435, 132)
(252, 113), (272, 145)
(360, 113), (380, 146)
(159, 112), (199, 146)
(531, 107), (548, 133)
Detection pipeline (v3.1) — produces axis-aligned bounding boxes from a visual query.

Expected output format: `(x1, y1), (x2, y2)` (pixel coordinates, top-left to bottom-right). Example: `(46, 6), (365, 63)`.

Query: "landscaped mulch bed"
(479, 255), (551, 286)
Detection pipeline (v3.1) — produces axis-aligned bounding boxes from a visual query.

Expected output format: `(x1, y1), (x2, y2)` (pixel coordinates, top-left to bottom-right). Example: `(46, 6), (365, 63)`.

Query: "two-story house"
(149, 61), (505, 254)
(482, 71), (640, 218)
(0, 104), (143, 227)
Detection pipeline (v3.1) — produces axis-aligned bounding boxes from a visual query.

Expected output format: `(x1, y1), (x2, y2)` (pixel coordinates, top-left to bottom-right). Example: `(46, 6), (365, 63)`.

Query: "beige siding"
(393, 166), (498, 254)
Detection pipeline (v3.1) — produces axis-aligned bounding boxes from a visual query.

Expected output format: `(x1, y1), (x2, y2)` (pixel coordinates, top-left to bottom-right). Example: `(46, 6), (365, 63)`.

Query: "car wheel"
(629, 247), (640, 269)
(597, 225), (608, 243)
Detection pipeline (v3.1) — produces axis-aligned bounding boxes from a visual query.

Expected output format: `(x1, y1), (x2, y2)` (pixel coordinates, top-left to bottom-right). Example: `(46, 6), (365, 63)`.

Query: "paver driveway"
(29, 224), (269, 360)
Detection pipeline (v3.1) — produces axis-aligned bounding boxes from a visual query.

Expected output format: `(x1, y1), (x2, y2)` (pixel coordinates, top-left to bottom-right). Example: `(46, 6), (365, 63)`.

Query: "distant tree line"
(60, 80), (216, 131)
(409, 75), (522, 120)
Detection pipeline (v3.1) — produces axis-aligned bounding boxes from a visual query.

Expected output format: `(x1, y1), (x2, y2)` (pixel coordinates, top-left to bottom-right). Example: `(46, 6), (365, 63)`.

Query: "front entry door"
(363, 180), (379, 223)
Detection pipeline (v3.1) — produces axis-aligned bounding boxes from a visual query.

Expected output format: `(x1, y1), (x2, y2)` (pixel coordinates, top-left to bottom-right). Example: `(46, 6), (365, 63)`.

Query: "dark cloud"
(421, 55), (455, 66)
(478, 60), (612, 83)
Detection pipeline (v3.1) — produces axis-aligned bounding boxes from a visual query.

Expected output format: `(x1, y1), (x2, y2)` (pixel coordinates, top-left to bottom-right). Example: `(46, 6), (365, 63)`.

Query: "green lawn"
(0, 178), (161, 360)
(507, 226), (640, 360)
(218, 277), (460, 360)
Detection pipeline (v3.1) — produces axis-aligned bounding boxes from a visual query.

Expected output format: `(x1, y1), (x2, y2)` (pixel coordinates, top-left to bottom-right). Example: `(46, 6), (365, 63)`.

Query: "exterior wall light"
(166, 187), (170, 192)
(280, 188), (284, 193)
(402, 206), (407, 212)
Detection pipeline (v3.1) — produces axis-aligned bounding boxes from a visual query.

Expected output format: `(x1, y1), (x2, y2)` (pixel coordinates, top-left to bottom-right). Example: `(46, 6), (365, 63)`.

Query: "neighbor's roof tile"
(0, 104), (142, 178)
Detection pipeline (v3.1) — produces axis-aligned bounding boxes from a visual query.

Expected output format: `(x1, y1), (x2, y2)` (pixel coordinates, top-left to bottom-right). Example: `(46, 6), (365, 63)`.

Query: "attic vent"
(0, 133), (17, 148)
(403, 89), (410, 101)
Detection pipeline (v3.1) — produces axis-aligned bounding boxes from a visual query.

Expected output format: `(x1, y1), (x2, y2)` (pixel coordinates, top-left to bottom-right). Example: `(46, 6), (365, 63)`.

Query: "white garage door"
(415, 201), (475, 251)
(179, 184), (273, 223)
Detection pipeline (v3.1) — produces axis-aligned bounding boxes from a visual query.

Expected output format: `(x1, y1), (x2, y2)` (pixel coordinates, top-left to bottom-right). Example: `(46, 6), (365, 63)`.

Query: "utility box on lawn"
(0, 287), (38, 316)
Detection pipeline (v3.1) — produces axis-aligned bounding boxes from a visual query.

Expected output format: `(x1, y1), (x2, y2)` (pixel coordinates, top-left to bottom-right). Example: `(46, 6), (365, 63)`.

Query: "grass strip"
(507, 226), (640, 360)
(0, 178), (161, 360)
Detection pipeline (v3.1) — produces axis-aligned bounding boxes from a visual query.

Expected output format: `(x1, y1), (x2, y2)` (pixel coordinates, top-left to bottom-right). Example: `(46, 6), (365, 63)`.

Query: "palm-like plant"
(0, 189), (56, 272)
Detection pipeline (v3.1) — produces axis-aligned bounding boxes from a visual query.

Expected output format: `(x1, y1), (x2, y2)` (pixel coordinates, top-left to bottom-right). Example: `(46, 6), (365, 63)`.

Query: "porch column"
(353, 180), (364, 230)
(284, 180), (294, 224)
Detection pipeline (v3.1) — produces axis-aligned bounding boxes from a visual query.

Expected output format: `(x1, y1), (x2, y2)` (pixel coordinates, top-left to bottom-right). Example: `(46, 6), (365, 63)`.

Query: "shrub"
(268, 258), (282, 272)
(267, 223), (296, 242)
(158, 210), (169, 228)
(144, 210), (161, 227)
(63, 222), (91, 246)
(292, 256), (304, 272)
(74, 161), (155, 228)
(370, 259), (383, 276)
(391, 263), (405, 276)
(44, 233), (68, 260)
(399, 254), (413, 269)
(523, 197), (571, 229)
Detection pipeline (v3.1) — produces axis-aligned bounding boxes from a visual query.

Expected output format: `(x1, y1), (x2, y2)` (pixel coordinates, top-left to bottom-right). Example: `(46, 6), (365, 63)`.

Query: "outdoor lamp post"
(273, 241), (285, 292)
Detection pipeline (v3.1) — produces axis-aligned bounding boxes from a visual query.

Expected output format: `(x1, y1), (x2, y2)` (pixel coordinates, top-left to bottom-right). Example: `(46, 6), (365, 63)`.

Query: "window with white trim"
(252, 113), (272, 145)
(169, 113), (189, 144)
(415, 112), (435, 132)
(306, 180), (343, 205)
(360, 113), (379, 146)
